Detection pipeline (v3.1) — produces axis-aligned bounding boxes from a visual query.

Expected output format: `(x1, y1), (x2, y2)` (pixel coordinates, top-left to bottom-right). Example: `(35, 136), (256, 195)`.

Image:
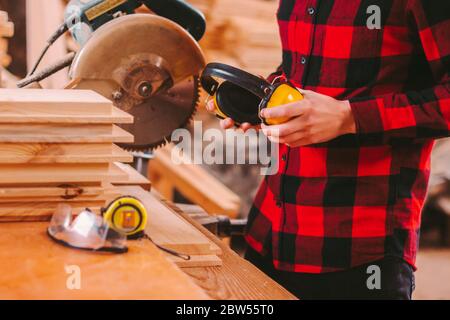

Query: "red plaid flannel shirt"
(245, 0), (450, 273)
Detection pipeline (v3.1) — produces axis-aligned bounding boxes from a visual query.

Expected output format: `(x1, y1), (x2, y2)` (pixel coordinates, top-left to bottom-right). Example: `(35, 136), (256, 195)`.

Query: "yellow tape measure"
(102, 195), (191, 260)
(102, 196), (147, 237)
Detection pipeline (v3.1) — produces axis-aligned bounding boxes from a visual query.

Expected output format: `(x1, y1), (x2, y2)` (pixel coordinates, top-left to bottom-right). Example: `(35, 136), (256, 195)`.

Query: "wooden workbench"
(0, 186), (295, 300)
(164, 198), (296, 300)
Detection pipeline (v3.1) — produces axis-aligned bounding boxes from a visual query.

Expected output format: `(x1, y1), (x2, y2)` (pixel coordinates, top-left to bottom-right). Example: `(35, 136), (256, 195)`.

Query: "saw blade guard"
(68, 13), (206, 150)
(70, 13), (205, 89)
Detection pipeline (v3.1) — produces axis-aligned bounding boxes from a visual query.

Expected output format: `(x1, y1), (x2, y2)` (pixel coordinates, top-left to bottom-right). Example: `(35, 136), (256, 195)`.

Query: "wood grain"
(166, 253), (222, 268)
(0, 89), (112, 112)
(0, 163), (127, 184)
(163, 200), (297, 300)
(0, 143), (133, 164)
(0, 222), (209, 299)
(0, 185), (105, 198)
(0, 201), (105, 218)
(149, 145), (241, 218)
(112, 162), (151, 190)
(118, 186), (222, 256)
(0, 124), (134, 143)
(0, 105), (133, 124)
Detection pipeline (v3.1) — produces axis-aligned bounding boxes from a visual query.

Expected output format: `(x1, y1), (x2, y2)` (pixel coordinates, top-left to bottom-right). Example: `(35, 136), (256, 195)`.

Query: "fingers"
(220, 117), (235, 129)
(260, 100), (306, 120)
(261, 117), (305, 138)
(240, 122), (261, 132)
(208, 100), (261, 132)
(240, 122), (252, 132)
(206, 99), (216, 112)
(266, 131), (312, 147)
(297, 88), (314, 96)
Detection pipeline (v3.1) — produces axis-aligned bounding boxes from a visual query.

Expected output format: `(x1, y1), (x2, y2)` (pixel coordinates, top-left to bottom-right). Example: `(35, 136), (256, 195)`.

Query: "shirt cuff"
(349, 97), (385, 135)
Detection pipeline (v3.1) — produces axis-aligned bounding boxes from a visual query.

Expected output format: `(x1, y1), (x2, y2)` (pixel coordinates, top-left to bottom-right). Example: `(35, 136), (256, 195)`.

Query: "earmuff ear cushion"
(215, 81), (262, 125)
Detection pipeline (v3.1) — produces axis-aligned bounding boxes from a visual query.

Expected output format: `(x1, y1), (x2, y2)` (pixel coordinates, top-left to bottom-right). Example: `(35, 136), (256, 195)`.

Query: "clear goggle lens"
(48, 204), (127, 253)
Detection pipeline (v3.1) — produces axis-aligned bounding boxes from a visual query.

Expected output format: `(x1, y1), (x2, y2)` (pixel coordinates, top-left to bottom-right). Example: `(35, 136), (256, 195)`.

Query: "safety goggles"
(47, 204), (128, 253)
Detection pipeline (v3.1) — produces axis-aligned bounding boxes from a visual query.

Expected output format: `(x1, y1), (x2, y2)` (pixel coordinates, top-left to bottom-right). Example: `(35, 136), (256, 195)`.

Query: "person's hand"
(260, 89), (356, 147)
(206, 100), (260, 132)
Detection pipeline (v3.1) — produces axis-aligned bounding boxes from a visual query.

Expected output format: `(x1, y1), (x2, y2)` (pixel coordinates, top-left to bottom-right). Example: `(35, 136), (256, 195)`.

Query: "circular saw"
(67, 14), (205, 151)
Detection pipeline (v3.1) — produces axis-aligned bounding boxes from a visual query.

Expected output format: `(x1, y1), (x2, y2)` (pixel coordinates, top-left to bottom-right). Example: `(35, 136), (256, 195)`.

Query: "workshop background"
(0, 0), (449, 299)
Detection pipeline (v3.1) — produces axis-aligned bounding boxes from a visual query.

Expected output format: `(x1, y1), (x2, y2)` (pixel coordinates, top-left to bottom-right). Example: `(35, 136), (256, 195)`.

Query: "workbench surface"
(0, 188), (295, 300)
(164, 199), (296, 300)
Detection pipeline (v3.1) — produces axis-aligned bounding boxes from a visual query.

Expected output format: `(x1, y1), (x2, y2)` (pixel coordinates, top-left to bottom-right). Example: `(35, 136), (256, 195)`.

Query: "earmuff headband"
(201, 63), (273, 98)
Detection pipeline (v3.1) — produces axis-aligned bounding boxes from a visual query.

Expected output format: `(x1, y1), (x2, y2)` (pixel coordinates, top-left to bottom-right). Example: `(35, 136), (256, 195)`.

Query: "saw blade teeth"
(116, 76), (201, 152)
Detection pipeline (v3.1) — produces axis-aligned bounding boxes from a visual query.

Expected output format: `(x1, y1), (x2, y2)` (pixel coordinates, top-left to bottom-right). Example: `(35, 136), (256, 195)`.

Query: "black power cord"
(27, 22), (69, 77)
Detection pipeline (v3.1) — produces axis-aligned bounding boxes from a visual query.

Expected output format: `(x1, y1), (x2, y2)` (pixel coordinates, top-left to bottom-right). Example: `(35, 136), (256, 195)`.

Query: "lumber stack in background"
(189, 0), (281, 77)
(0, 10), (13, 85)
(0, 89), (141, 221)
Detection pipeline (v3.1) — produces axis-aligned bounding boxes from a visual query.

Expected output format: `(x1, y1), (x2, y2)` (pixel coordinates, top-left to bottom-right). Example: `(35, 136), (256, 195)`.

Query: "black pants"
(245, 247), (415, 300)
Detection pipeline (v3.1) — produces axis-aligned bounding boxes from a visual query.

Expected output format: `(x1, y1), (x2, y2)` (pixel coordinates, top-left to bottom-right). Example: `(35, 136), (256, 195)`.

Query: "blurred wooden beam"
(26, 0), (68, 88)
(0, 0), (27, 77)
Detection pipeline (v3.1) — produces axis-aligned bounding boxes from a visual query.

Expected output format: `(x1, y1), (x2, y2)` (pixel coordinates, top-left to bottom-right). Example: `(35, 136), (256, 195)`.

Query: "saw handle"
(141, 0), (206, 41)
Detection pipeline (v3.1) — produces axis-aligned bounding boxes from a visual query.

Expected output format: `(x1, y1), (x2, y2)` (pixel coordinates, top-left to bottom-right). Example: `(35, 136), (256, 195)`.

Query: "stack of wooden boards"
(0, 88), (222, 267)
(189, 0), (281, 77)
(0, 89), (135, 221)
(0, 10), (14, 81)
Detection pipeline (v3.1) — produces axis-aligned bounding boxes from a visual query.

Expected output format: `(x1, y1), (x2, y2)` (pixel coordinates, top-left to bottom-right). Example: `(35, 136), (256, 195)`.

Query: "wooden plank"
(0, 143), (133, 164)
(0, 38), (8, 52)
(1, 54), (11, 67)
(118, 186), (221, 256)
(112, 162), (151, 190)
(0, 181), (103, 188)
(0, 89), (112, 113)
(0, 191), (119, 203)
(0, 163), (127, 184)
(150, 145), (240, 217)
(0, 11), (8, 24)
(165, 200), (297, 300)
(0, 124), (134, 143)
(0, 201), (105, 219)
(166, 253), (223, 268)
(0, 222), (209, 299)
(0, 185), (105, 198)
(0, 21), (13, 37)
(0, 105), (133, 124)
(26, 0), (68, 88)
(0, 184), (121, 203)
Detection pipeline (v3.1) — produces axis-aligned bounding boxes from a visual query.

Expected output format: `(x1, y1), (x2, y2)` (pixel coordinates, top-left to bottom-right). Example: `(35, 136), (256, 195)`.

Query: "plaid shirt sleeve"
(267, 64), (285, 82)
(349, 0), (450, 142)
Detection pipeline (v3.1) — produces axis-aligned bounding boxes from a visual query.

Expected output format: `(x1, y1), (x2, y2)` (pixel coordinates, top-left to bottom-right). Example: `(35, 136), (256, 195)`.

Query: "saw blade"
(67, 14), (206, 151)
(118, 76), (199, 151)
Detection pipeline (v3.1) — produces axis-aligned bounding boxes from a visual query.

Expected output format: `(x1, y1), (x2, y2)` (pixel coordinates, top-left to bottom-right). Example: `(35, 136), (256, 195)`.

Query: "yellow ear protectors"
(200, 63), (304, 125)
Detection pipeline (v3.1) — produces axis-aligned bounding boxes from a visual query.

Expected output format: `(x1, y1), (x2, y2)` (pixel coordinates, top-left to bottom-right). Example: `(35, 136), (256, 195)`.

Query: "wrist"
(338, 100), (356, 134)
